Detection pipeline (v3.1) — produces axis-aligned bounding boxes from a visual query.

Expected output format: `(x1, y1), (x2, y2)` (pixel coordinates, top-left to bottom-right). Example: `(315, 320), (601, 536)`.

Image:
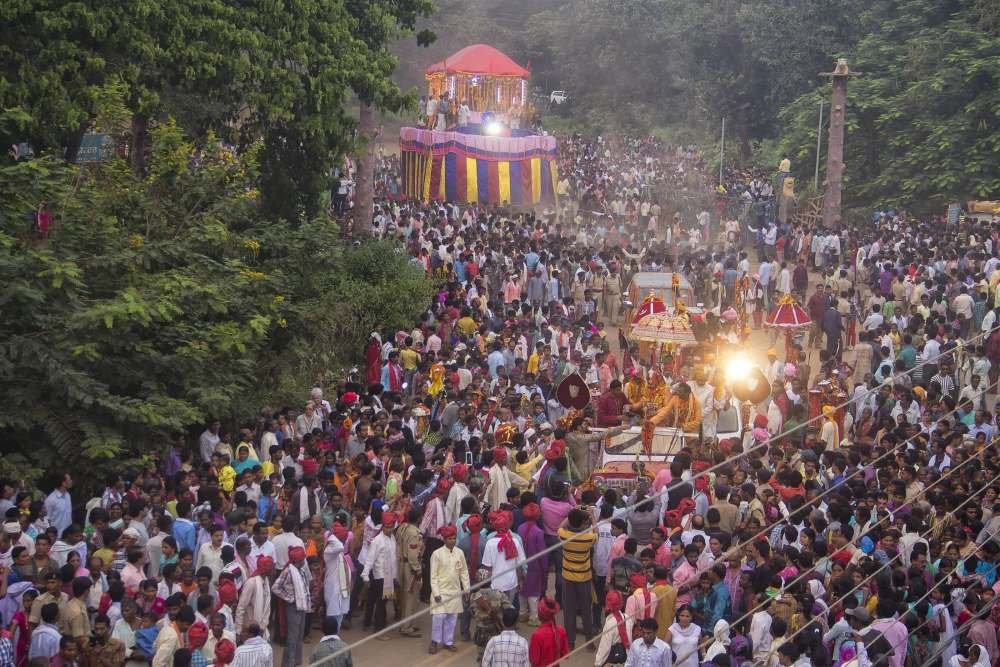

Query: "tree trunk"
(130, 114), (148, 177)
(63, 125), (87, 164)
(352, 103), (378, 239)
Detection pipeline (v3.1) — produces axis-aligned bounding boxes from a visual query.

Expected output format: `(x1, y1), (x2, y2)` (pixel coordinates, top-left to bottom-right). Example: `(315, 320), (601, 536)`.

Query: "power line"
(317, 323), (999, 664)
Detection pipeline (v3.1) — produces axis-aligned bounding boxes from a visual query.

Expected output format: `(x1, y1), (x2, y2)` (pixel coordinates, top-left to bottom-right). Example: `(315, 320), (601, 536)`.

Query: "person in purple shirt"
(517, 502), (548, 625)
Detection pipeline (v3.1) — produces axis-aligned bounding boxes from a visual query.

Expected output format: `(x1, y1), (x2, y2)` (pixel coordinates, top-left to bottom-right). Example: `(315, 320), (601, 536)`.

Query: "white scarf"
(298, 486), (312, 526)
(327, 536), (350, 599)
(287, 563), (311, 612)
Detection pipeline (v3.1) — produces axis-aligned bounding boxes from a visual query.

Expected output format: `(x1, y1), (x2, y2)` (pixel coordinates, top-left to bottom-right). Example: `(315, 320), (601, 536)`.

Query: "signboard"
(77, 133), (115, 163)
(947, 203), (960, 225)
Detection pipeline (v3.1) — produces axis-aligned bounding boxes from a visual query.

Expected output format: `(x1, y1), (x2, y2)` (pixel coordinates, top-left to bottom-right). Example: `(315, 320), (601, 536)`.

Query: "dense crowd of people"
(2, 134), (1000, 667)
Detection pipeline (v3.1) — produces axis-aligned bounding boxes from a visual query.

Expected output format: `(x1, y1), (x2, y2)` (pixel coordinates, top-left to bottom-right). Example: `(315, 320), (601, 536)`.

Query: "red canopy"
(426, 44), (530, 78)
(765, 295), (812, 328)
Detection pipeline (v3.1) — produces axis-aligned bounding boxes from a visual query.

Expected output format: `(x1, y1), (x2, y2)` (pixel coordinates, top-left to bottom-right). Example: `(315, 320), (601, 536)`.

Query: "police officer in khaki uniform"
(395, 508), (423, 637)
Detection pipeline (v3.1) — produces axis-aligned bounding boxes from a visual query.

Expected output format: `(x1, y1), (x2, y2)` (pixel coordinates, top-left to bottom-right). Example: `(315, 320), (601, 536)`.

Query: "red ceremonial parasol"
(765, 294), (812, 361)
(632, 291), (668, 324)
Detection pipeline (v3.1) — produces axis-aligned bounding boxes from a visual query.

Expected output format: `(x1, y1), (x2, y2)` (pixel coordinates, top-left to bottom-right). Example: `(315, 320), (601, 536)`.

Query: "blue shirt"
(525, 252), (540, 269)
(172, 517), (197, 554)
(44, 489), (72, 536)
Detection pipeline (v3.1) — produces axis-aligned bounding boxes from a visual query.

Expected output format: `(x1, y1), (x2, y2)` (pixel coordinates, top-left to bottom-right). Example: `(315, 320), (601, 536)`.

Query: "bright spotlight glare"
(727, 355), (752, 383)
(485, 121), (503, 136)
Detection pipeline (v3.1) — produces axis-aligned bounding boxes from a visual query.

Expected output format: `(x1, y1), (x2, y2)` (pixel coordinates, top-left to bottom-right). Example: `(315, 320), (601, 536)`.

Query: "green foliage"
(0, 0), (435, 216)
(779, 0), (1000, 212)
(0, 125), (431, 486)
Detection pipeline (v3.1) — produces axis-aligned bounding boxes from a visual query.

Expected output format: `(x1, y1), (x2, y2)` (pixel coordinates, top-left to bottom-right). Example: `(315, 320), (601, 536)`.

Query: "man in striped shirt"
(556, 507), (597, 648)
(230, 624), (272, 667)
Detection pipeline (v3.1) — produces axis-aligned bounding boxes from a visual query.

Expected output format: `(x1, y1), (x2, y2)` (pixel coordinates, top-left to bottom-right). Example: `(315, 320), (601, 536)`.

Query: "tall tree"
(0, 120), (433, 486)
(778, 0), (1000, 211)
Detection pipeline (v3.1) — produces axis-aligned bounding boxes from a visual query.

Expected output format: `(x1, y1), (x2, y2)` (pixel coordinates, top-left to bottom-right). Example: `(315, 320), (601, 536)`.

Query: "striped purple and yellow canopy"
(400, 127), (558, 206)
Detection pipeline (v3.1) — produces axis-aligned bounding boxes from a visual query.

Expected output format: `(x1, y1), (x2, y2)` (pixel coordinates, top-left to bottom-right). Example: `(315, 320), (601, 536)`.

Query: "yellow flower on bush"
(239, 268), (266, 280)
(129, 234), (144, 249)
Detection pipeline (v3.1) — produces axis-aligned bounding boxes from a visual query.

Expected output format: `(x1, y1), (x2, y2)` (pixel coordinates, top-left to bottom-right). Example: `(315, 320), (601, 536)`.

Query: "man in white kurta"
(429, 525), (469, 653)
(322, 528), (351, 625)
(234, 556), (272, 641)
(690, 368), (720, 440)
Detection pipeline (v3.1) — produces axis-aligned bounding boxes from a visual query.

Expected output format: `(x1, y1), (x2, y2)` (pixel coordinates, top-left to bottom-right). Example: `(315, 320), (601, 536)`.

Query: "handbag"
(604, 611), (631, 665)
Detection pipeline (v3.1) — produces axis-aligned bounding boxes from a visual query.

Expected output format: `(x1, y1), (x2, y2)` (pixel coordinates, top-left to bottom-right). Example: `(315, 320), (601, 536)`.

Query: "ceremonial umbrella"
(631, 290), (668, 324)
(765, 294), (812, 361)
(630, 311), (698, 344)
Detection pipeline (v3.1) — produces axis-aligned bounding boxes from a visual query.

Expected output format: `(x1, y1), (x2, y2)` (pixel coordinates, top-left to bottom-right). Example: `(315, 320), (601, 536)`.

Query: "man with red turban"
(595, 590), (633, 666)
(428, 524), (469, 654)
(360, 511), (398, 634)
(212, 638), (235, 667)
(528, 596), (569, 666)
(458, 514), (485, 581)
(516, 502), (547, 626)
(419, 478), (450, 603)
(235, 554), (273, 641)
(272, 546), (311, 667)
(482, 510), (525, 603)
(322, 523), (352, 631)
(187, 622), (211, 666)
(625, 572), (657, 627)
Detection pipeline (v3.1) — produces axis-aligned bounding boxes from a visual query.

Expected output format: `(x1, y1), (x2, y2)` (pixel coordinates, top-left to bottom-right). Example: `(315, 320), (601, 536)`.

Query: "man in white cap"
(4, 517), (34, 556)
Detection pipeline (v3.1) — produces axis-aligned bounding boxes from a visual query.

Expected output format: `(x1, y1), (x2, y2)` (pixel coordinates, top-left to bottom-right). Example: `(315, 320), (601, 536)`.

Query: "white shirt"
(199, 429), (220, 463)
(361, 531), (398, 583)
(481, 535), (526, 592)
(625, 636), (674, 667)
(230, 636), (273, 667)
(247, 539), (276, 573)
(44, 489), (72, 535)
(271, 532), (304, 570)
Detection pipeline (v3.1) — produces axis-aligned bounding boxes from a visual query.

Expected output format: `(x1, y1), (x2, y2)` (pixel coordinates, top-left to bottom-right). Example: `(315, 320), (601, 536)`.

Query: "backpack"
(611, 559), (631, 593)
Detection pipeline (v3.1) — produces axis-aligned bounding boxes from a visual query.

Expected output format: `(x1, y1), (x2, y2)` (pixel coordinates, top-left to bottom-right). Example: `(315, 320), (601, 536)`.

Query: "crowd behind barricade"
(3, 135), (1000, 667)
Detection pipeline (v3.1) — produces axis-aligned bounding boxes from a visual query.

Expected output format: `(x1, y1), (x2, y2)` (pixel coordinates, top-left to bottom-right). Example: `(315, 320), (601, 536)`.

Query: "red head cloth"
(830, 550), (852, 569)
(663, 509), (682, 529)
(544, 445), (562, 462)
(331, 524), (349, 543)
(604, 589), (624, 613)
(216, 579), (238, 606)
(288, 546), (307, 565)
(187, 622), (209, 649)
(451, 463), (469, 482)
(343, 391), (359, 404)
(98, 592), (112, 615)
(677, 497), (696, 517)
(436, 477), (452, 496)
(691, 460), (711, 474)
(630, 573), (647, 589)
(754, 414), (769, 428)
(438, 524), (457, 539)
(521, 502), (541, 522)
(381, 512), (398, 528)
(489, 511), (518, 559)
(213, 639), (235, 667)
(492, 447), (508, 464)
(537, 596), (560, 623)
(694, 476), (710, 494)
(464, 515), (483, 577)
(253, 555), (274, 577)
